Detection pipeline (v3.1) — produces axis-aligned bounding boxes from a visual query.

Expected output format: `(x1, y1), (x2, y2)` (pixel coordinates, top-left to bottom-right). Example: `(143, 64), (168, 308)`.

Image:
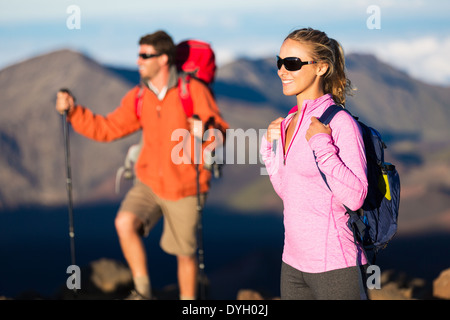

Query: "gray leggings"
(280, 262), (367, 300)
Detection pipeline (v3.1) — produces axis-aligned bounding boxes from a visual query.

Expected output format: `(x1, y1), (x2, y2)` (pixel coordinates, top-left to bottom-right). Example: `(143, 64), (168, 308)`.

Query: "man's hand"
(56, 89), (75, 115)
(188, 115), (203, 140)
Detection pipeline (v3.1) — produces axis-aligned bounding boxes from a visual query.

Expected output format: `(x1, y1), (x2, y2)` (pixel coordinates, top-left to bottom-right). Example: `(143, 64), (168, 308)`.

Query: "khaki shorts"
(118, 180), (206, 256)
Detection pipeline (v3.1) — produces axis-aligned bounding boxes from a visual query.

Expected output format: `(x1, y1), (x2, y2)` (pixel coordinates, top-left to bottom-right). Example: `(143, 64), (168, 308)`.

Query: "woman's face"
(277, 38), (325, 99)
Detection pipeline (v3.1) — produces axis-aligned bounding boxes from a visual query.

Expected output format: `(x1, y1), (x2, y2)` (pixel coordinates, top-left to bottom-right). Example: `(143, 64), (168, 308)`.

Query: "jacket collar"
(141, 65), (179, 96)
(167, 65), (179, 89)
(287, 93), (334, 115)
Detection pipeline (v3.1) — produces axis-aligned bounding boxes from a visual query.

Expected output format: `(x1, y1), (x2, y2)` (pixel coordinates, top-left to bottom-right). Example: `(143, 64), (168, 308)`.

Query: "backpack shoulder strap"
(318, 104), (345, 125)
(134, 85), (145, 120)
(314, 104), (346, 190)
(316, 105), (370, 267)
(178, 73), (194, 118)
(134, 78), (194, 119)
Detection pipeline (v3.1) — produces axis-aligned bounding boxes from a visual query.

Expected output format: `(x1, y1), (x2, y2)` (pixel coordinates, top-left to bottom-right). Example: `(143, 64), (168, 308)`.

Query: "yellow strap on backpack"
(383, 173), (391, 200)
(378, 173), (391, 201)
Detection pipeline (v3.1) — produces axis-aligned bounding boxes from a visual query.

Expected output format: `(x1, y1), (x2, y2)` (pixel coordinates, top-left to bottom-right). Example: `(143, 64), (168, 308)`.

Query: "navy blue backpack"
(316, 105), (401, 265)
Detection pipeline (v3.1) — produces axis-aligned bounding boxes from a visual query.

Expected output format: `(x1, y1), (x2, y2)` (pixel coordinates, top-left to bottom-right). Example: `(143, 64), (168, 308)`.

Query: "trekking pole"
(196, 161), (207, 300)
(60, 89), (77, 294)
(193, 115), (207, 300)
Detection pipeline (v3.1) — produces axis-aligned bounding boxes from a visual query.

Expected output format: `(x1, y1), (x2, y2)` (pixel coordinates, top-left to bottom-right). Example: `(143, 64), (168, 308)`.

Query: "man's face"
(137, 44), (164, 80)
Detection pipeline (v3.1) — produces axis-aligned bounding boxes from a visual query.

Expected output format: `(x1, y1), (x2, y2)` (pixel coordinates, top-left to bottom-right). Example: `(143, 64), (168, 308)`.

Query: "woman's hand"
(266, 117), (284, 143)
(306, 116), (331, 141)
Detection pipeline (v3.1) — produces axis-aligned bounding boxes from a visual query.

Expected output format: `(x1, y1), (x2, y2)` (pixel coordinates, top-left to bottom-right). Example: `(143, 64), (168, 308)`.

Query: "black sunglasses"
(138, 53), (162, 60)
(277, 56), (317, 71)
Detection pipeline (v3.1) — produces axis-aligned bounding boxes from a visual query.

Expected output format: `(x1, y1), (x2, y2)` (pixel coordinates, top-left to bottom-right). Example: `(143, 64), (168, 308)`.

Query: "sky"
(1, 0), (450, 86)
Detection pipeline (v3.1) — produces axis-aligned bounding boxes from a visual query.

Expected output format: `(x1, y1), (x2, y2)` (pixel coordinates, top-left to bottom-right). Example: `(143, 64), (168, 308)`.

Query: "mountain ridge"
(0, 49), (449, 232)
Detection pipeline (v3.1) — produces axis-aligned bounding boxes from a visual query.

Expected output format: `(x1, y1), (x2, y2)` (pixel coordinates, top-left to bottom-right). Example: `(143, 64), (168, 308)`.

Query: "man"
(56, 30), (228, 300)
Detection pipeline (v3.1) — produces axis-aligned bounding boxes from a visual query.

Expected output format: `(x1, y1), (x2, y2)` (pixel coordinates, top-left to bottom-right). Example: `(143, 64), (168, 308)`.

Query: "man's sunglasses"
(138, 53), (162, 60)
(277, 56), (317, 71)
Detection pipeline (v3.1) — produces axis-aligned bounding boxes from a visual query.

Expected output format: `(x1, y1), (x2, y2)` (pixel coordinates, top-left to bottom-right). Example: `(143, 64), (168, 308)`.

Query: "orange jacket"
(68, 75), (229, 200)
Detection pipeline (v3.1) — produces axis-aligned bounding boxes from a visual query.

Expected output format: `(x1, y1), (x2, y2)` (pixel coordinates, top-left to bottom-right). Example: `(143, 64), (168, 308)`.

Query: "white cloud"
(373, 36), (450, 86)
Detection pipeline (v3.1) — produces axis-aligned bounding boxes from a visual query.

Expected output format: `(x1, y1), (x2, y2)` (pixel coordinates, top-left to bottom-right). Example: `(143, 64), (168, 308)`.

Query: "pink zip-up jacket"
(260, 94), (368, 273)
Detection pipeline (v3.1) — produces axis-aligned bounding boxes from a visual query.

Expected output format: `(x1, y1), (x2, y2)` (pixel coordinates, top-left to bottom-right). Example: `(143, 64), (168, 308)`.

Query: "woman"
(260, 28), (369, 300)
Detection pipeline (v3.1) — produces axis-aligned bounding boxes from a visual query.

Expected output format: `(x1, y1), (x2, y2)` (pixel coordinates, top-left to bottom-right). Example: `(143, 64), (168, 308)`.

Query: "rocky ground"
(2, 257), (449, 300)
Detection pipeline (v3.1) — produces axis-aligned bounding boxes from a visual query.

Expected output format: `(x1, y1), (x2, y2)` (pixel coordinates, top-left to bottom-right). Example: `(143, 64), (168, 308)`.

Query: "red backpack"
(135, 39), (216, 118)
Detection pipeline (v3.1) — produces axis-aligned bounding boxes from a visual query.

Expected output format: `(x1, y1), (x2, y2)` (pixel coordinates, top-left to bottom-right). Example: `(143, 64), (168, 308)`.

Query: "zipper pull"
(156, 105), (161, 117)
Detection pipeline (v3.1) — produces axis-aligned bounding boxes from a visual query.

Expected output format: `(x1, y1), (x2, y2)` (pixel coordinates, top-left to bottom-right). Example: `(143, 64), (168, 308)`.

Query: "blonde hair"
(285, 28), (353, 105)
